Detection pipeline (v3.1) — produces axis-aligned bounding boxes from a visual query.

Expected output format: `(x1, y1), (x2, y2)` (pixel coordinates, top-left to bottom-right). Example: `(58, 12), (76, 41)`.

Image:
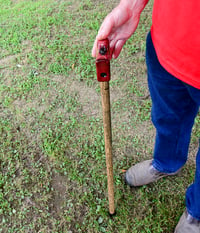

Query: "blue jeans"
(146, 32), (200, 220)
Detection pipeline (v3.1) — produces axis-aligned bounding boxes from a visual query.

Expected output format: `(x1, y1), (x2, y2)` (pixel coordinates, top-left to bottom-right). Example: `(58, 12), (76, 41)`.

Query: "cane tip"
(108, 211), (116, 217)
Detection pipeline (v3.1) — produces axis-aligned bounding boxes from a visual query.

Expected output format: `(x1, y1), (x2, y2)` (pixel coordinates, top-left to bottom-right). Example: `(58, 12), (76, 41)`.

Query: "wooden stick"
(100, 81), (115, 215)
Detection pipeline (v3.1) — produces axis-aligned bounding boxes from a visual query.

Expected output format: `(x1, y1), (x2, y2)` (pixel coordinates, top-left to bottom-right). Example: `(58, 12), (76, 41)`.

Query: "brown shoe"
(174, 210), (200, 233)
(125, 159), (178, 187)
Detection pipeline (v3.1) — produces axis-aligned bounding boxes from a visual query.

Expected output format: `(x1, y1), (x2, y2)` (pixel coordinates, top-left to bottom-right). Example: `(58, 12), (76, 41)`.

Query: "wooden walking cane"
(96, 39), (115, 215)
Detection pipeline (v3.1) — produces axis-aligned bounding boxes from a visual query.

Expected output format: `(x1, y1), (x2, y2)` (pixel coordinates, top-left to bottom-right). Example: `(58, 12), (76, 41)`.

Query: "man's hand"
(92, 0), (148, 59)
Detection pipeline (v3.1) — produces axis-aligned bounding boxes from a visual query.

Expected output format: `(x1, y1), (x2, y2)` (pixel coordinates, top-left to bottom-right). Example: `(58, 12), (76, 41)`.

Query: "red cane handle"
(96, 39), (111, 82)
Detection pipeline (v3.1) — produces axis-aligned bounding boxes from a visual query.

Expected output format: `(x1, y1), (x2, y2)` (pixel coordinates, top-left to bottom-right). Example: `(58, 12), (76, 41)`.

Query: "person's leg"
(125, 32), (199, 187)
(146, 32), (199, 174)
(184, 84), (200, 220)
(186, 144), (200, 220)
(147, 32), (200, 222)
(125, 32), (200, 230)
(175, 84), (200, 231)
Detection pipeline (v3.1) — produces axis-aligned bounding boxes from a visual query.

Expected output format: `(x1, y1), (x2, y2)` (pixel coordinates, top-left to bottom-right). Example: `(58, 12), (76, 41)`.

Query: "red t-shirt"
(151, 0), (200, 89)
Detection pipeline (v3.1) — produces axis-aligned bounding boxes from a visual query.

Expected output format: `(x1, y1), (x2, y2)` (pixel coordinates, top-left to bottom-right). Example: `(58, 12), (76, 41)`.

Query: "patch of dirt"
(0, 54), (18, 68)
(0, 40), (33, 84)
(68, 80), (101, 117)
(51, 173), (67, 214)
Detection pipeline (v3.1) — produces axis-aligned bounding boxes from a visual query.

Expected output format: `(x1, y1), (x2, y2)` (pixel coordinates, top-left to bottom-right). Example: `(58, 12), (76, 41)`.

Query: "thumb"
(92, 38), (98, 58)
(92, 16), (115, 57)
(97, 15), (115, 40)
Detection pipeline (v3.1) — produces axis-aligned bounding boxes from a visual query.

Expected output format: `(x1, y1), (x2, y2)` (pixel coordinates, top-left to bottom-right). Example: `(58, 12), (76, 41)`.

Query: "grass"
(0, 0), (199, 232)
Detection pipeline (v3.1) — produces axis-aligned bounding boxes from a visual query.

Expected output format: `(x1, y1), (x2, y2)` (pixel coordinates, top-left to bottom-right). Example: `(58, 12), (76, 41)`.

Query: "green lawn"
(0, 0), (199, 232)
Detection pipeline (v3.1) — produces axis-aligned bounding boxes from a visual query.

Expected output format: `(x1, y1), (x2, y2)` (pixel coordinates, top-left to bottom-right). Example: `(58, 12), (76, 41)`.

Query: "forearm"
(119, 0), (149, 16)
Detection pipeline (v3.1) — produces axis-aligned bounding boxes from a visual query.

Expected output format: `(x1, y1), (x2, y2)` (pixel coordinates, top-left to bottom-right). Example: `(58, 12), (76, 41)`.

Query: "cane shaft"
(100, 82), (115, 215)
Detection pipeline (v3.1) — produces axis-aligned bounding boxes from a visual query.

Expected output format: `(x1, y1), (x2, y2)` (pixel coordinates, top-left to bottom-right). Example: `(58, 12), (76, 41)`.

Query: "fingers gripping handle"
(96, 39), (111, 82)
